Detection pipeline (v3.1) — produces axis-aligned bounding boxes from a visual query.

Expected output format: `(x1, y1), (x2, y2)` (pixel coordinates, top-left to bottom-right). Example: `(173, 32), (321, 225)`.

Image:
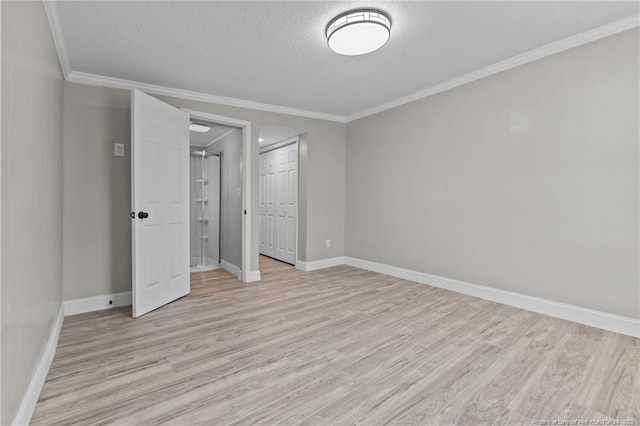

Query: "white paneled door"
(259, 141), (297, 265)
(132, 90), (190, 317)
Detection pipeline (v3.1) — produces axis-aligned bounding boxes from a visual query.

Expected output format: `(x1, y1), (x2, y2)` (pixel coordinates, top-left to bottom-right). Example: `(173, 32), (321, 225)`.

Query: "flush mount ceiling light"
(189, 123), (211, 133)
(326, 9), (391, 56)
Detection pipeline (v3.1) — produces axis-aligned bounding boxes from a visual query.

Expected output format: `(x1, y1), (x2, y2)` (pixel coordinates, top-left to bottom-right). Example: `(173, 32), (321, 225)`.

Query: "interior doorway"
(258, 124), (301, 266)
(183, 109), (255, 282)
(130, 90), (257, 318)
(188, 120), (236, 272)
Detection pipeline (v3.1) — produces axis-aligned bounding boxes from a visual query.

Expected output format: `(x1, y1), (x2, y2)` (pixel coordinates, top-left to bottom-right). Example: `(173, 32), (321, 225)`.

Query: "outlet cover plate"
(114, 143), (125, 157)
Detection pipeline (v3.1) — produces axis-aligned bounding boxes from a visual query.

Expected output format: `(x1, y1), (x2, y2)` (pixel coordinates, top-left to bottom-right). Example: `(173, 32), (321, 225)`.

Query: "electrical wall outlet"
(326, 239), (331, 248)
(114, 143), (125, 157)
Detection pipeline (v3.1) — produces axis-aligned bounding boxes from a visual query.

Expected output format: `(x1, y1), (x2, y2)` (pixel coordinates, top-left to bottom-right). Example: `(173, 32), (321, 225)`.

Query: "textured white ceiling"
(57, 1), (638, 117)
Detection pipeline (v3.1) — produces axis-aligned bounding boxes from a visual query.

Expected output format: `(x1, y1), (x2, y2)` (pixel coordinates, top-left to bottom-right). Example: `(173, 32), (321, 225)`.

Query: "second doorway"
(259, 137), (298, 265)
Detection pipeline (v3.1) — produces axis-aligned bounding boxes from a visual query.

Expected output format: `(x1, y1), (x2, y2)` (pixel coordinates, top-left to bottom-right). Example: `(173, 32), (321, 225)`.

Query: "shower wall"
(190, 152), (220, 268)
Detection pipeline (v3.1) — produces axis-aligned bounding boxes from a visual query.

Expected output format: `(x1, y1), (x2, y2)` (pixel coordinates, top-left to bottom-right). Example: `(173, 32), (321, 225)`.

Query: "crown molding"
(47, 0), (637, 125)
(346, 14), (640, 122)
(66, 71), (347, 123)
(43, 0), (71, 79)
(44, 0), (343, 121)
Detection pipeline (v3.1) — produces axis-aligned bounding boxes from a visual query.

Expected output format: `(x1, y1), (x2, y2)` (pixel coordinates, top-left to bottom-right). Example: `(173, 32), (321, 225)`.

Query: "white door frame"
(181, 108), (257, 283)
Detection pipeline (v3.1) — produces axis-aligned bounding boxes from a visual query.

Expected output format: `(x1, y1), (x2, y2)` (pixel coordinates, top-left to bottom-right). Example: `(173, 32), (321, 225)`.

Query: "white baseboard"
(64, 291), (132, 316)
(296, 256), (346, 272)
(220, 259), (241, 279)
(344, 257), (639, 338)
(12, 305), (64, 426)
(246, 270), (261, 282)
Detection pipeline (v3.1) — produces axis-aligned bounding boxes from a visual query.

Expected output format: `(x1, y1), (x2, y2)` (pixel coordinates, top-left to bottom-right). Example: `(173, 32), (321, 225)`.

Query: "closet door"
(259, 141), (297, 265)
(259, 152), (276, 258)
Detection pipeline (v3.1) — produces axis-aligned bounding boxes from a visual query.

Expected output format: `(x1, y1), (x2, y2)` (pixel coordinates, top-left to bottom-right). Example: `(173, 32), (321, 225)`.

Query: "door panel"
(277, 214), (286, 251)
(170, 223), (183, 278)
(286, 216), (295, 257)
(145, 225), (162, 287)
(260, 215), (267, 245)
(267, 173), (274, 206)
(267, 213), (275, 252)
(287, 169), (295, 205)
(132, 89), (190, 318)
(145, 142), (161, 203)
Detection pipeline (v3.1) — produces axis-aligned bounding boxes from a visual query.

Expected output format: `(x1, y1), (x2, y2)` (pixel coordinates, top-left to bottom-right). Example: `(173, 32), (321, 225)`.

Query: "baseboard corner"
(296, 256), (345, 272)
(220, 259), (241, 279)
(246, 270), (261, 282)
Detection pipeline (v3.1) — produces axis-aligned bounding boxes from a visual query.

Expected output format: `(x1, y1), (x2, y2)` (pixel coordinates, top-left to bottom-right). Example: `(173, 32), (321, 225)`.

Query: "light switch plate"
(326, 239), (331, 248)
(114, 143), (125, 157)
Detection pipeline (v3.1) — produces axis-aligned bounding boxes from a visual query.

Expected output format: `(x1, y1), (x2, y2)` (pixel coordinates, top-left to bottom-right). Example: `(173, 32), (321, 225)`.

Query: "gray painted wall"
(210, 130), (243, 269)
(62, 83), (346, 299)
(62, 83), (131, 300)
(1, 2), (64, 423)
(346, 29), (639, 319)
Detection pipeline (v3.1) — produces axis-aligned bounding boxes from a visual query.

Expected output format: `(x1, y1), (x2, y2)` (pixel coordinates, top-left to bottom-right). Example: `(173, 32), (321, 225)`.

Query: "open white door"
(131, 89), (190, 317)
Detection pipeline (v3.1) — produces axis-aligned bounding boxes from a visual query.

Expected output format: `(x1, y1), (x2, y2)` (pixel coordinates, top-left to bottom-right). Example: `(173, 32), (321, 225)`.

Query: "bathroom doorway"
(189, 119), (240, 273)
(183, 109), (256, 282)
(131, 92), (257, 318)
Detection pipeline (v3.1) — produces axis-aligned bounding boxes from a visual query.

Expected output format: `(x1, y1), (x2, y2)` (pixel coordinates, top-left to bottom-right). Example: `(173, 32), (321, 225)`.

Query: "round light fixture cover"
(326, 9), (391, 56)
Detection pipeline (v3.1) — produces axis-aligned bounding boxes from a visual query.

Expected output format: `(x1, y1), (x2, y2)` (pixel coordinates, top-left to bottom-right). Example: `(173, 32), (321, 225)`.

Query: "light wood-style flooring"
(32, 256), (639, 425)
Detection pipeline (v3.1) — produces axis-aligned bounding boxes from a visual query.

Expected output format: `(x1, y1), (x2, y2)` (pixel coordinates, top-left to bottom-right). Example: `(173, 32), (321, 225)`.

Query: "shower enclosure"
(190, 148), (221, 271)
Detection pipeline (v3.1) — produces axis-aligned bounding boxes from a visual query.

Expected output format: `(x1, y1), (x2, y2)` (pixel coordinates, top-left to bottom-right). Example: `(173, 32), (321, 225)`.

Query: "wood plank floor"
(32, 256), (639, 425)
